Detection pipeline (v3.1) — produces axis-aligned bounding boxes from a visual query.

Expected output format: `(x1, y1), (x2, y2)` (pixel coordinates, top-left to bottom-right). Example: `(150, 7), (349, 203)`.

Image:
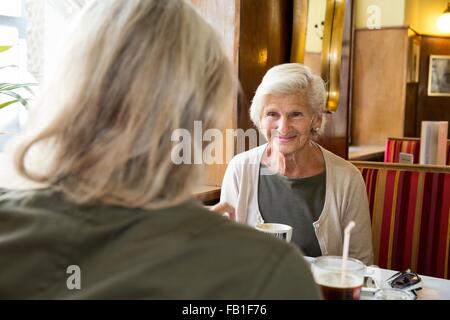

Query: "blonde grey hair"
(249, 63), (326, 129)
(13, 0), (233, 209)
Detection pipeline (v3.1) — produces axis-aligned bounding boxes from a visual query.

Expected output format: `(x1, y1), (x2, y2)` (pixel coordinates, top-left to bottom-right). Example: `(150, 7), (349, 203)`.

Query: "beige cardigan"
(220, 144), (374, 265)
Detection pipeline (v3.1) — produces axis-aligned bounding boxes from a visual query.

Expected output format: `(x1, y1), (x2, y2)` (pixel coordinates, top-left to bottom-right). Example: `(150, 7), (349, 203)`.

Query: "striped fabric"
(385, 137), (450, 165)
(384, 138), (421, 163)
(352, 162), (450, 279)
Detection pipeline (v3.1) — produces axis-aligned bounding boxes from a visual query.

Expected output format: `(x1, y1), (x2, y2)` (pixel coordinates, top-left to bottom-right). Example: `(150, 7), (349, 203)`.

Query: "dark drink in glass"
(317, 272), (363, 300)
(311, 256), (365, 300)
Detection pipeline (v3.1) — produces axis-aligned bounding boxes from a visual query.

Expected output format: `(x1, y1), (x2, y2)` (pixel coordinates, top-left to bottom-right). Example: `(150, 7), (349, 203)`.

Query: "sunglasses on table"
(386, 269), (422, 294)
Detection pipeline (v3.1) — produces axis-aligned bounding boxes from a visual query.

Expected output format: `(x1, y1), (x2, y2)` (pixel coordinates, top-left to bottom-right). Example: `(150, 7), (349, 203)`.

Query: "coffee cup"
(255, 223), (293, 242)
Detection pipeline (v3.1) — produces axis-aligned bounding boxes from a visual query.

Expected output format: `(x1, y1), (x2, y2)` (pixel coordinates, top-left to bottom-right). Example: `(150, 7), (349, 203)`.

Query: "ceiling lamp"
(437, 2), (450, 33)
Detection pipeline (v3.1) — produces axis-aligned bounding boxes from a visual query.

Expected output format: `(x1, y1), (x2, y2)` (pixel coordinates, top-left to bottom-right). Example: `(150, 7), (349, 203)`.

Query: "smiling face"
(260, 93), (321, 155)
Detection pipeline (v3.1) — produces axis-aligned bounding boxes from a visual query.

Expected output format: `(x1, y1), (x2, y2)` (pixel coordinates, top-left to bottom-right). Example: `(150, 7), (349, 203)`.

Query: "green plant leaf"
(23, 86), (36, 95)
(0, 90), (29, 106)
(0, 46), (12, 53)
(0, 83), (38, 92)
(0, 99), (18, 109)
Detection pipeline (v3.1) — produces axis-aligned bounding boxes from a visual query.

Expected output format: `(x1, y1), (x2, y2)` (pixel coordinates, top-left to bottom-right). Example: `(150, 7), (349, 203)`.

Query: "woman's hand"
(208, 202), (236, 221)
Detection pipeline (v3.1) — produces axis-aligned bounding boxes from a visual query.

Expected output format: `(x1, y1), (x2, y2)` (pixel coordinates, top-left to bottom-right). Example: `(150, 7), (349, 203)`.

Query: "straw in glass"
(341, 221), (355, 285)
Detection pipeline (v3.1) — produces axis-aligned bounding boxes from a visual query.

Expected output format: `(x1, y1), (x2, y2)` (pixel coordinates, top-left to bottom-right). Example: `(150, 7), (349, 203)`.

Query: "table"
(193, 185), (221, 204)
(363, 266), (450, 300)
(349, 145), (385, 161)
(304, 257), (450, 300)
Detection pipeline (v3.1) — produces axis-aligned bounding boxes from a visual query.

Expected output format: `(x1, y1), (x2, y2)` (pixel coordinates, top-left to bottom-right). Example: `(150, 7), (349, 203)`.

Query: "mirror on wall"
(292, 0), (347, 113)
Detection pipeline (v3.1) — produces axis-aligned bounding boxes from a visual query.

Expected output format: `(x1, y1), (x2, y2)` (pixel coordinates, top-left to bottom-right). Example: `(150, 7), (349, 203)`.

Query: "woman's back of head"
(13, 0), (233, 209)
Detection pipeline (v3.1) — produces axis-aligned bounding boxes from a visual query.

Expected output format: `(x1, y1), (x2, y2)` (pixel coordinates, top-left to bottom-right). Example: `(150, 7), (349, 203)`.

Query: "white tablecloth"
(363, 266), (450, 300)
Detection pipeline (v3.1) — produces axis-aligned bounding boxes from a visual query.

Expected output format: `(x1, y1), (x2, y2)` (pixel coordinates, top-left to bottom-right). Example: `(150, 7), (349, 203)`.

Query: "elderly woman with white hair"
(217, 63), (374, 265)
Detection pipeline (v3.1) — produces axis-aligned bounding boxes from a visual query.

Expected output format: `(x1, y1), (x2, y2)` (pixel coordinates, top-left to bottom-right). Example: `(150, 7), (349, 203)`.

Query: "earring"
(315, 127), (320, 132)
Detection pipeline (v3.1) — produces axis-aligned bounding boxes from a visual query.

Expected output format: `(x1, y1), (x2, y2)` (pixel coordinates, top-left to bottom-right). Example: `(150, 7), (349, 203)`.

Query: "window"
(1, 0), (88, 84)
(0, 0), (28, 83)
(0, 0), (30, 149)
(0, 0), (88, 149)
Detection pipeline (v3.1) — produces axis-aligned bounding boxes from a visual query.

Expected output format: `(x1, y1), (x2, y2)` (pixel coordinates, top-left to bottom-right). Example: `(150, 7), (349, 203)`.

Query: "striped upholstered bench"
(352, 161), (450, 279)
(385, 137), (450, 165)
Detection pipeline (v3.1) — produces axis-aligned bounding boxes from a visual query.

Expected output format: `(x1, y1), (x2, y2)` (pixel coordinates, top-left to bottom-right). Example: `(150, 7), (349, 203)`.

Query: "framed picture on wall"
(428, 55), (450, 96)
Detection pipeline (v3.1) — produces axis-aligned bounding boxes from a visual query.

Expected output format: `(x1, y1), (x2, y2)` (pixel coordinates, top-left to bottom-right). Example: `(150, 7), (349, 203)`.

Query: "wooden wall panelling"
(304, 52), (322, 75)
(416, 36), (450, 138)
(291, 0), (308, 63)
(404, 82), (418, 137)
(352, 27), (409, 145)
(404, 31), (421, 138)
(238, 0), (293, 133)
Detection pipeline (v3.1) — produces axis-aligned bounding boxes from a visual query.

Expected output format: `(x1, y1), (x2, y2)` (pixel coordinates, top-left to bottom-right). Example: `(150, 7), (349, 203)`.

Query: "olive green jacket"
(0, 188), (321, 299)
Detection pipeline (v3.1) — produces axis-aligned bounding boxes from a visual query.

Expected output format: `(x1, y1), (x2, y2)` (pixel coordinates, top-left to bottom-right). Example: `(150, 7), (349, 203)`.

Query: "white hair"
(249, 63), (326, 129)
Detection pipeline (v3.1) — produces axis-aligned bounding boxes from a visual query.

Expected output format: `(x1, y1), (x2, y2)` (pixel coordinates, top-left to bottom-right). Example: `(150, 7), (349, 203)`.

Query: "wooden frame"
(407, 36), (421, 83)
(428, 55), (450, 96)
(290, 0), (308, 64)
(321, 0), (346, 112)
(351, 160), (449, 173)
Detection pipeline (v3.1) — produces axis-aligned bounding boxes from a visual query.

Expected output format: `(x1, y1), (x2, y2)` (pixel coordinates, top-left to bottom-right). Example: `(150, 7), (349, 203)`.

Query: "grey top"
(0, 188), (321, 299)
(258, 164), (326, 257)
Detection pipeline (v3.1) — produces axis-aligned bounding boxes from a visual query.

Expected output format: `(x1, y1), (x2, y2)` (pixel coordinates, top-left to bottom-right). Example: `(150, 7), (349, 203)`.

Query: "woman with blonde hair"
(218, 63), (374, 265)
(0, 0), (320, 299)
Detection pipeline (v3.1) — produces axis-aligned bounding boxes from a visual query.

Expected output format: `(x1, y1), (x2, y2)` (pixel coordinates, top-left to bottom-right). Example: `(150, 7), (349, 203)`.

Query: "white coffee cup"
(255, 223), (293, 242)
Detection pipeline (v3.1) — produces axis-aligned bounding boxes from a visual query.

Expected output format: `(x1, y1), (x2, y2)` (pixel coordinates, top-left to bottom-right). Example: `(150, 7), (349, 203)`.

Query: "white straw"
(341, 221), (355, 285)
